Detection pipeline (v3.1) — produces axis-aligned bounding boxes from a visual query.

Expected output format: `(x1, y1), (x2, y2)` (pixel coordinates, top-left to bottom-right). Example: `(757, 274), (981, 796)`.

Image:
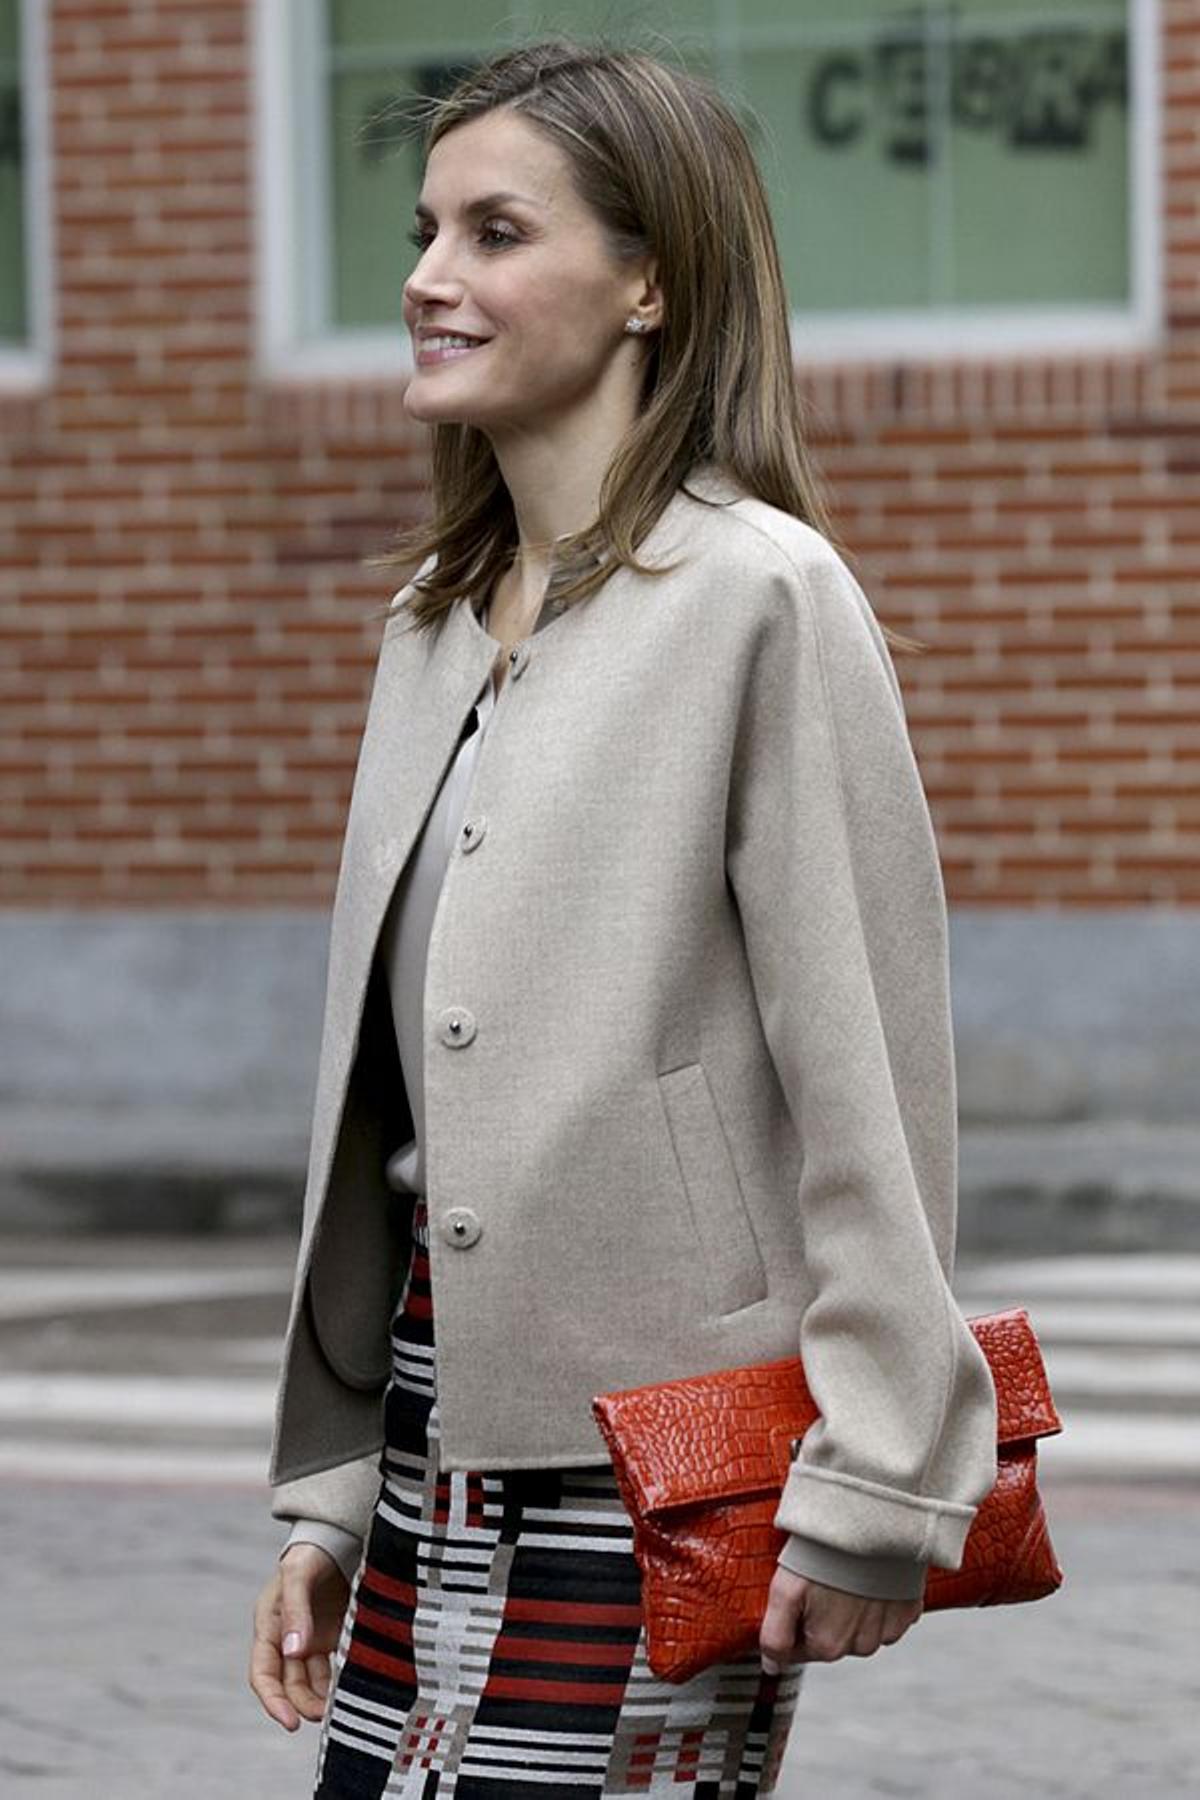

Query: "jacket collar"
(679, 459), (746, 507)
(452, 459), (745, 652)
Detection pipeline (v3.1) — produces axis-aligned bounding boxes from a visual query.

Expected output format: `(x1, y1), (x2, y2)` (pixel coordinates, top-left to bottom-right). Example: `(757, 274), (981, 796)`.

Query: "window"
(0, 0), (26, 345)
(747, 1), (1139, 325)
(0, 0), (48, 383)
(261, 0), (1157, 372)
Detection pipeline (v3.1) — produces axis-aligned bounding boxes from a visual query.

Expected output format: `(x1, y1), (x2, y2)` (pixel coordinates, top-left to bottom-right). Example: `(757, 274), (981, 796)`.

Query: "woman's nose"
(404, 243), (461, 307)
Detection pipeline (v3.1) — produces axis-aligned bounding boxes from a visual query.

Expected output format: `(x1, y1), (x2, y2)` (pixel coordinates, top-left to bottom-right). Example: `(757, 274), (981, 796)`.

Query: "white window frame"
(257, 0), (419, 379)
(0, 0), (55, 389)
(256, 0), (1161, 379)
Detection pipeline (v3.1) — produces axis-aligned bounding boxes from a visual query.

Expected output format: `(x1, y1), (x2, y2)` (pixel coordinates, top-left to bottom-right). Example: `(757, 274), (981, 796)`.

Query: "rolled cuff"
(279, 1519), (364, 1587)
(776, 1531), (926, 1601)
(773, 1461), (978, 1572)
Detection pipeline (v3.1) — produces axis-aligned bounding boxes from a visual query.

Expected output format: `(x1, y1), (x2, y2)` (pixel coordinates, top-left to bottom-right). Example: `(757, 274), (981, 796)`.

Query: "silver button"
(441, 1206), (482, 1249)
(437, 1005), (477, 1047)
(460, 813), (487, 853)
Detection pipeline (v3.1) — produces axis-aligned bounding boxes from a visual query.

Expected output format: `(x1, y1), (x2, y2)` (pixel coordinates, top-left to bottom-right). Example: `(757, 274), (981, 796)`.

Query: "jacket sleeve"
(776, 1529), (927, 1599)
(723, 535), (998, 1580)
(270, 1451), (381, 1584)
(279, 1518), (364, 1587)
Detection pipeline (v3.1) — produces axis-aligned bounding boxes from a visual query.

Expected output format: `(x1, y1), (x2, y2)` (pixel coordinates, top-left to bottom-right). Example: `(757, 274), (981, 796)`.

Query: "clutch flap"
(966, 1307), (1063, 1443)
(592, 1308), (1062, 1519)
(591, 1355), (817, 1515)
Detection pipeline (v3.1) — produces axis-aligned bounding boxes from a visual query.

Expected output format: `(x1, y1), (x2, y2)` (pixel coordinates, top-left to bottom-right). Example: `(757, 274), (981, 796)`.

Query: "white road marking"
(956, 1254), (1200, 1300)
(1039, 1414), (1200, 1476)
(0, 1440), (270, 1485)
(955, 1301), (1200, 1346)
(0, 1373), (275, 1426)
(1, 1252), (1196, 1486)
(1039, 1346), (1200, 1400)
(0, 1268), (291, 1320)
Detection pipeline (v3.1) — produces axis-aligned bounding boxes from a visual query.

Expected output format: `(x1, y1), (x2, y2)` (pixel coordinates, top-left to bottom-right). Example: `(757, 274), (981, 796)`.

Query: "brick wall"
(2, 0), (1197, 908)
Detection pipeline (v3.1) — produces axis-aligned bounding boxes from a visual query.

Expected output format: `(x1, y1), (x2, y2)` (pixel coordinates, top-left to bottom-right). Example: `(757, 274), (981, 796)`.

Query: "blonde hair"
(368, 35), (922, 655)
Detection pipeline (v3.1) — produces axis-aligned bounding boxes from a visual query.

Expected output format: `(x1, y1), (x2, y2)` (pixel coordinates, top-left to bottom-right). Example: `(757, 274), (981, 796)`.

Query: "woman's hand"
(249, 1543), (351, 1731)
(759, 1564), (923, 1670)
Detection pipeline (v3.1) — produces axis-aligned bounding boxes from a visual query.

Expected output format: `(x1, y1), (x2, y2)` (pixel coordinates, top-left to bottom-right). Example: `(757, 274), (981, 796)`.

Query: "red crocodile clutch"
(591, 1308), (1064, 1683)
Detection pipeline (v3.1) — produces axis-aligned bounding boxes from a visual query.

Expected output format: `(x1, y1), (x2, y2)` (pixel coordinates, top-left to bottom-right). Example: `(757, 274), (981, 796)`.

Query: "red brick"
(4, 1), (1199, 906)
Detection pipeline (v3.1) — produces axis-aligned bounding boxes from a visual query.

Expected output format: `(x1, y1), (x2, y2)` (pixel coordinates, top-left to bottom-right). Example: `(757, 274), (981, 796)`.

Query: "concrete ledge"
(949, 907), (1200, 1124)
(0, 1101), (308, 1232)
(958, 1120), (1200, 1254)
(1, 1103), (1197, 1251)
(1, 906), (1198, 1245)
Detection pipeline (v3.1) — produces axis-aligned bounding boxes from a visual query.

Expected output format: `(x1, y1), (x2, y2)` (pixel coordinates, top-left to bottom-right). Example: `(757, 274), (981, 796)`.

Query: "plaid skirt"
(312, 1196), (803, 1798)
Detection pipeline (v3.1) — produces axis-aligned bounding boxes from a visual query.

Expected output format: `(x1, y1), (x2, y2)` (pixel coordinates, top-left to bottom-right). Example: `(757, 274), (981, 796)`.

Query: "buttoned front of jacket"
(267, 461), (998, 1582)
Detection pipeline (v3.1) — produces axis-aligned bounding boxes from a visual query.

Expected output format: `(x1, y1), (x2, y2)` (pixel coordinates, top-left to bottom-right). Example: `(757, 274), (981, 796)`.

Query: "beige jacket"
(268, 460), (998, 1597)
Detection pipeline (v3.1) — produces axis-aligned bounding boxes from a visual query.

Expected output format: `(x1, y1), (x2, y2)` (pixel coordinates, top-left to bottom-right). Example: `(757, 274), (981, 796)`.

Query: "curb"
(1, 1108), (1198, 1250)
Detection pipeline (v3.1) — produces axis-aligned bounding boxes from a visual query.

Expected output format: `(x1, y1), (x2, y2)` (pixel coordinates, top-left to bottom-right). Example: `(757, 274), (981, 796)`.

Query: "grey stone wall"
(1, 907), (1197, 1244)
(0, 910), (329, 1230)
(949, 908), (1198, 1124)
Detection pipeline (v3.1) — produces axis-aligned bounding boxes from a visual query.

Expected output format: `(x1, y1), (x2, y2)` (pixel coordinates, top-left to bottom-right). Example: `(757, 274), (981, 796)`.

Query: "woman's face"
(401, 108), (655, 439)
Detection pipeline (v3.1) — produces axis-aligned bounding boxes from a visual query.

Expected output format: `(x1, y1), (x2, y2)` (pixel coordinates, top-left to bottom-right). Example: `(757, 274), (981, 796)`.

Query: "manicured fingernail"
(283, 1631), (301, 1656)
(761, 1656), (781, 1675)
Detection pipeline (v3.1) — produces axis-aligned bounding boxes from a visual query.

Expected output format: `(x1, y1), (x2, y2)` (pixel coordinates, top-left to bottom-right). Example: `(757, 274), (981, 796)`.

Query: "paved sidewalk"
(2, 1231), (1196, 1795)
(1, 1472), (1195, 1798)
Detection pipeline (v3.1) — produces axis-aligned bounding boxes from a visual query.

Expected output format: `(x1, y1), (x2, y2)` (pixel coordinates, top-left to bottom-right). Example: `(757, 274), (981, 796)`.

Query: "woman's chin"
(402, 380), (483, 428)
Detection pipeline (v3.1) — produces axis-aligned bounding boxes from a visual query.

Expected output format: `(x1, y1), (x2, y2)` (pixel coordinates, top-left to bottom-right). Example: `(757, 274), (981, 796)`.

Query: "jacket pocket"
(656, 1061), (769, 1314)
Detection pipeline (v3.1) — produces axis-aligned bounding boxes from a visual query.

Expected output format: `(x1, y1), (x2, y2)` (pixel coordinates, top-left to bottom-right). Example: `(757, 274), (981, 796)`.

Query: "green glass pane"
(0, 0), (25, 342)
(949, 14), (1129, 303)
(515, 0), (714, 46)
(736, 0), (1130, 312)
(327, 65), (426, 332)
(331, 2), (520, 53)
(736, 0), (1120, 33)
(741, 41), (934, 308)
(331, 0), (713, 50)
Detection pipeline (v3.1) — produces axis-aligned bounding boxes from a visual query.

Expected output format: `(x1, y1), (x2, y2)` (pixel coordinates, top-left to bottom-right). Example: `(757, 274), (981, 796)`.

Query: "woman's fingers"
(281, 1649), (330, 1723)
(249, 1578), (301, 1731)
(760, 1570), (925, 1667)
(759, 1564), (809, 1669)
(277, 1553), (334, 1721)
(848, 1595), (922, 1656)
(249, 1548), (347, 1731)
(883, 1595), (923, 1644)
(279, 1554), (316, 1660)
(849, 1614), (886, 1657)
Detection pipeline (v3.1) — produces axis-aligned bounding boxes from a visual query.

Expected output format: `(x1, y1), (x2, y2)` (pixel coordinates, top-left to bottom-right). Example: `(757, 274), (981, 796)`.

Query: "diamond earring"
(624, 316), (652, 334)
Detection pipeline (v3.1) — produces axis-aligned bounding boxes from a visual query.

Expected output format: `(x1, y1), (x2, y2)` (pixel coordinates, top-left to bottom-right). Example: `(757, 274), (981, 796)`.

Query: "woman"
(250, 36), (998, 1796)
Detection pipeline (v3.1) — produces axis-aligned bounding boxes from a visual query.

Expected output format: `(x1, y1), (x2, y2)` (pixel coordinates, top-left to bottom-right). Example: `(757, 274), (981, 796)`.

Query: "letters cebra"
(268, 459), (999, 1575)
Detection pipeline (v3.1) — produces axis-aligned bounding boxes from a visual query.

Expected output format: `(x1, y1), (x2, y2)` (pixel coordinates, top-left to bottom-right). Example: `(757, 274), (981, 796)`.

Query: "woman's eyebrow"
(413, 190), (544, 221)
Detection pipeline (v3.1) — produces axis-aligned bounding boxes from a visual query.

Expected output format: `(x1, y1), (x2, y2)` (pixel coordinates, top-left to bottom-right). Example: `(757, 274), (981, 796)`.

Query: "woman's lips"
(416, 337), (490, 366)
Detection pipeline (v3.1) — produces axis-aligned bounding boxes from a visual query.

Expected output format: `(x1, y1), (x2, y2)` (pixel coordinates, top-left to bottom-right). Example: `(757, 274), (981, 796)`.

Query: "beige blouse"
(280, 599), (498, 1579)
(377, 604), (499, 1201)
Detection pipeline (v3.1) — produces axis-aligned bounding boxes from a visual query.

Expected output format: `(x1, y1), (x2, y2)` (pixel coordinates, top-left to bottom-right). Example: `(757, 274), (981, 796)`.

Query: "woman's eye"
(405, 222), (516, 253)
